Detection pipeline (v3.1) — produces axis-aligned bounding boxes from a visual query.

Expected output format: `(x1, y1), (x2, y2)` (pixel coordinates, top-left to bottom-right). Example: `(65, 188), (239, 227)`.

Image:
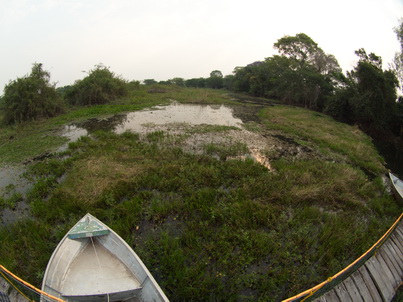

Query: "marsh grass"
(260, 106), (385, 175)
(0, 86), (231, 164)
(0, 87), (400, 301)
(0, 191), (23, 209)
(0, 130), (399, 301)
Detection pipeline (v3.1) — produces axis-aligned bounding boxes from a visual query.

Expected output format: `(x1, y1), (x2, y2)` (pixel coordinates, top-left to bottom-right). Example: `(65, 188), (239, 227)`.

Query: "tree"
(223, 75), (235, 90)
(207, 70), (223, 89)
(185, 78), (206, 88)
(328, 49), (398, 129)
(274, 33), (341, 75)
(232, 66), (253, 93)
(392, 19), (403, 94)
(169, 77), (185, 86)
(66, 64), (128, 106)
(230, 33), (339, 110)
(270, 33), (340, 109)
(2, 63), (64, 124)
(274, 33), (318, 66)
(143, 79), (158, 85)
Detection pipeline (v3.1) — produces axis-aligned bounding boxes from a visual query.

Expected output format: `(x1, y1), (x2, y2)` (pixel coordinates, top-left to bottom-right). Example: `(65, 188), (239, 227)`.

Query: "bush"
(65, 64), (128, 106)
(2, 63), (64, 124)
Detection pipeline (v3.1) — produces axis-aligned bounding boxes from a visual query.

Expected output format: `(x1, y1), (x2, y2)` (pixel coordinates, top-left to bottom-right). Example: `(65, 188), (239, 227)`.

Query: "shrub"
(65, 64), (128, 106)
(2, 63), (64, 124)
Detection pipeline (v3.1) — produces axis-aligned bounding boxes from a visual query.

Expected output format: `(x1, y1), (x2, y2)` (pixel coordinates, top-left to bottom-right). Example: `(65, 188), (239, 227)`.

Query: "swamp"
(0, 86), (401, 301)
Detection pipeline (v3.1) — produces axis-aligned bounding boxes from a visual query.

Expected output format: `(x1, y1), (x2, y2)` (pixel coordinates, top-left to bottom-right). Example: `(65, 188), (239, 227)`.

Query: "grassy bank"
(0, 86), (230, 165)
(260, 106), (386, 175)
(0, 87), (401, 301)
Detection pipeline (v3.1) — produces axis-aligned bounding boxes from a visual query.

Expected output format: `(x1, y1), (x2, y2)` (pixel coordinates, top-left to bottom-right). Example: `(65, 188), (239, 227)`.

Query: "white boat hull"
(41, 213), (169, 302)
(390, 172), (403, 204)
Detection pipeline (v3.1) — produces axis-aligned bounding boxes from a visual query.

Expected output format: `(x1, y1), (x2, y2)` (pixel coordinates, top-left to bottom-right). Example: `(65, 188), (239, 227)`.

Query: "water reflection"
(0, 166), (30, 196)
(62, 125), (88, 142)
(58, 102), (275, 170)
(116, 103), (242, 133)
(62, 103), (243, 139)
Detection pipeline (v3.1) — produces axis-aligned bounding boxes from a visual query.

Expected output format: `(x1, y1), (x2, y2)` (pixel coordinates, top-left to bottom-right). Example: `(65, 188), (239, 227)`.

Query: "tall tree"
(207, 70), (223, 89)
(272, 34), (340, 109)
(274, 33), (341, 75)
(328, 49), (398, 129)
(274, 33), (318, 66)
(392, 19), (403, 94)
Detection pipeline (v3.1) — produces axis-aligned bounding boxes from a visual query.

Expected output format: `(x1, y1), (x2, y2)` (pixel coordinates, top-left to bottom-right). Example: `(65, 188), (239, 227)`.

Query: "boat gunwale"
(41, 213), (169, 302)
(389, 172), (403, 203)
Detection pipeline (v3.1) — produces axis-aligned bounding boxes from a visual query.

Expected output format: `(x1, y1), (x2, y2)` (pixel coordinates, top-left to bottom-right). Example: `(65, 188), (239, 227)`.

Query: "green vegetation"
(0, 86), (229, 165)
(260, 106), (385, 175)
(65, 64), (128, 106)
(227, 31), (402, 138)
(204, 142), (249, 160)
(0, 86), (400, 301)
(0, 23), (402, 301)
(2, 63), (64, 125)
(325, 49), (398, 129)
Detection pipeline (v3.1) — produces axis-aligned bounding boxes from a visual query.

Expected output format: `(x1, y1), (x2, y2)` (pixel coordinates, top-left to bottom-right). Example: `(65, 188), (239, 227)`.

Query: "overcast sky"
(0, 0), (402, 90)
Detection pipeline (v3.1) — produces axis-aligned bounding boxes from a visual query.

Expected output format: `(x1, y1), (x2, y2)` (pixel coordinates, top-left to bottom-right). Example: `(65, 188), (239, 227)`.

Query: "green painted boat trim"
(68, 215), (110, 239)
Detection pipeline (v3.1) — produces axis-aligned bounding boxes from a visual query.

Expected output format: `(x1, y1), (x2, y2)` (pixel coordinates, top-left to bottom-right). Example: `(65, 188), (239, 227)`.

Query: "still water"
(62, 103), (243, 141)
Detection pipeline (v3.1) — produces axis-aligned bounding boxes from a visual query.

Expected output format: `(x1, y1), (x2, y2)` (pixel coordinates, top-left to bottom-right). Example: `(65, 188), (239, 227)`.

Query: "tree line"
(143, 69), (226, 89)
(1, 21), (402, 140)
(144, 25), (403, 137)
(226, 33), (402, 137)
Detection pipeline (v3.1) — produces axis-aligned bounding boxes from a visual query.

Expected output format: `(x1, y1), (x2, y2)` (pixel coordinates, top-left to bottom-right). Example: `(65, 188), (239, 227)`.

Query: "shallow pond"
(0, 166), (31, 196)
(1, 103), (247, 223)
(62, 103), (243, 141)
(1, 102), (324, 225)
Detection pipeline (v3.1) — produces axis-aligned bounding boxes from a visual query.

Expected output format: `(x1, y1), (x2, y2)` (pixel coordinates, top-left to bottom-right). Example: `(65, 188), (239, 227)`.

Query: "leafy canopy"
(325, 48), (398, 129)
(66, 64), (128, 106)
(2, 63), (64, 124)
(392, 19), (403, 94)
(232, 34), (340, 110)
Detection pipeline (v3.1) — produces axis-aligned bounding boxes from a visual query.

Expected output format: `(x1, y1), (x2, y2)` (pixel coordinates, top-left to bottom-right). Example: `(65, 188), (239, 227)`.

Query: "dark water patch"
(0, 166), (32, 226)
(61, 125), (88, 142)
(272, 134), (300, 146)
(231, 105), (263, 123)
(75, 114), (127, 133)
(228, 93), (277, 106)
(0, 166), (31, 196)
(1, 201), (30, 226)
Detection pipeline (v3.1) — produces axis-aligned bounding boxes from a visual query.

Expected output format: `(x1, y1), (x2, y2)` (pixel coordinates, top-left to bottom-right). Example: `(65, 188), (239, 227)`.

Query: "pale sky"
(1, 0), (402, 91)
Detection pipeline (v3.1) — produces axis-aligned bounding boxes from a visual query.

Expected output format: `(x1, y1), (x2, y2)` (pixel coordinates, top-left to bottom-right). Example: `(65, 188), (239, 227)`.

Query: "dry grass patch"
(62, 156), (145, 203)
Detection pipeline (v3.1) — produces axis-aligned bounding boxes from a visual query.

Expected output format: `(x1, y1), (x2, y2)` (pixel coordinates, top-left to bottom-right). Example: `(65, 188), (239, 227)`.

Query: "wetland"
(0, 87), (401, 301)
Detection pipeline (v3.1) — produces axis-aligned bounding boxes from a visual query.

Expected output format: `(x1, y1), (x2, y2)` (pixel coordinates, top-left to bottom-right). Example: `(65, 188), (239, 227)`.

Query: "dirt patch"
(137, 122), (318, 171)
